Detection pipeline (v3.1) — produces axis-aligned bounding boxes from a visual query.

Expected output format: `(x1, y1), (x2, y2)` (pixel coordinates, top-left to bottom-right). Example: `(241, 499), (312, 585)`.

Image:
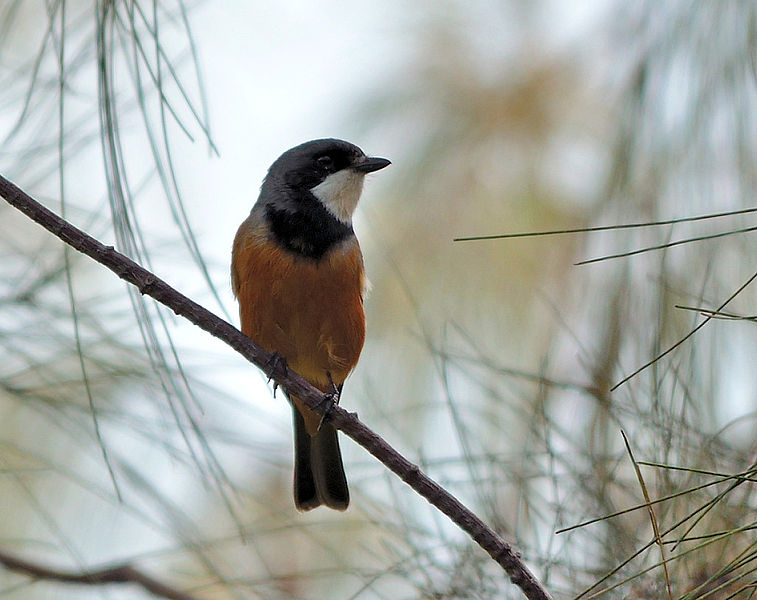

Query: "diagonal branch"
(0, 548), (197, 600)
(0, 173), (553, 600)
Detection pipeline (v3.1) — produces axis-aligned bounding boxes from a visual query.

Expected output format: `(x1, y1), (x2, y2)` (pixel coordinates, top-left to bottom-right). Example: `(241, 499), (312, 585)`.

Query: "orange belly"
(232, 221), (366, 407)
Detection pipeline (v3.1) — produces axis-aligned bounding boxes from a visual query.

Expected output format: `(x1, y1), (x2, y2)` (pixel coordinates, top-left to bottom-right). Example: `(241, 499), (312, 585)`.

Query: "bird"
(231, 139), (390, 510)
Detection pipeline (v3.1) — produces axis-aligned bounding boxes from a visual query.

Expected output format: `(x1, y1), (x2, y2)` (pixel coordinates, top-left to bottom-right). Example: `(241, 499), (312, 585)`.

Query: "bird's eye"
(317, 155), (334, 170)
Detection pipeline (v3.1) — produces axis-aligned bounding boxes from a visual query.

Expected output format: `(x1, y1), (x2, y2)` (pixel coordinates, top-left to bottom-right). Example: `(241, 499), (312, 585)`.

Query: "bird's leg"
(264, 352), (288, 397)
(314, 371), (340, 431)
(326, 371), (341, 404)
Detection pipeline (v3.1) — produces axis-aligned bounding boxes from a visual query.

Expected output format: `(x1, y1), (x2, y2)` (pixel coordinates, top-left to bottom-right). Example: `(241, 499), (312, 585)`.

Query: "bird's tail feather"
(293, 406), (349, 511)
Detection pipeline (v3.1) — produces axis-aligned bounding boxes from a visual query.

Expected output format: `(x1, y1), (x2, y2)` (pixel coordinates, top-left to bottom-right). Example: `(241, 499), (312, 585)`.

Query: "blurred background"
(1, 1), (756, 598)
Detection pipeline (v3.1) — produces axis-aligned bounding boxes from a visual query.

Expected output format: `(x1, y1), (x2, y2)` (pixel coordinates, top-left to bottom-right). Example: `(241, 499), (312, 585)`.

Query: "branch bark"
(0, 549), (197, 600)
(0, 173), (553, 600)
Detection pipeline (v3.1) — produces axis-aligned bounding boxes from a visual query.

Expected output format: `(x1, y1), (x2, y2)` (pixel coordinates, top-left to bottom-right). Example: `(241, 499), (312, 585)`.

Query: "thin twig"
(0, 173), (553, 600)
(621, 430), (672, 600)
(575, 225), (757, 266)
(0, 549), (197, 600)
(453, 206), (757, 242)
(612, 269), (757, 390)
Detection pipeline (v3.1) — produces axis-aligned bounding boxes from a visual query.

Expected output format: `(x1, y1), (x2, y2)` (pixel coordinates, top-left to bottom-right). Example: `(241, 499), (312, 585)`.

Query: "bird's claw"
(264, 352), (287, 397)
(315, 372), (341, 431)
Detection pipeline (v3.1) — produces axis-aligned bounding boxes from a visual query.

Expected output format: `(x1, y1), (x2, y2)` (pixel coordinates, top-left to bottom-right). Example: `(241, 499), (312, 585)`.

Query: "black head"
(265, 138), (390, 191)
(257, 139), (390, 259)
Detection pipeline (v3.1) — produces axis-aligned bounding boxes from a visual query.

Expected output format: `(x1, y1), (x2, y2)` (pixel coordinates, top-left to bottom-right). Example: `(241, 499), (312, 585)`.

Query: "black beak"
(353, 156), (391, 173)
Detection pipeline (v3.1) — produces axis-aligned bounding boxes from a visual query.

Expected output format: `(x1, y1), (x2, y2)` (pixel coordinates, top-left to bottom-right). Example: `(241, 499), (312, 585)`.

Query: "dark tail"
(293, 407), (349, 511)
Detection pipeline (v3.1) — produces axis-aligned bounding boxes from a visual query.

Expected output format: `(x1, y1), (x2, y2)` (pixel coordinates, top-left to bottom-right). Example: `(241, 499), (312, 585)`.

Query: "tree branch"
(0, 173), (553, 600)
(0, 549), (197, 600)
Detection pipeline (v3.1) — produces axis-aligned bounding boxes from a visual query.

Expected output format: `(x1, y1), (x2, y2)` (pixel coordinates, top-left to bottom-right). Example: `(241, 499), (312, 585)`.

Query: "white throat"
(311, 169), (365, 224)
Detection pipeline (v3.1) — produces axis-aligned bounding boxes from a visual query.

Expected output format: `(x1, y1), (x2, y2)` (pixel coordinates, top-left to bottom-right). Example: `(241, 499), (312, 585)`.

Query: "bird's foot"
(315, 372), (341, 431)
(264, 352), (287, 397)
